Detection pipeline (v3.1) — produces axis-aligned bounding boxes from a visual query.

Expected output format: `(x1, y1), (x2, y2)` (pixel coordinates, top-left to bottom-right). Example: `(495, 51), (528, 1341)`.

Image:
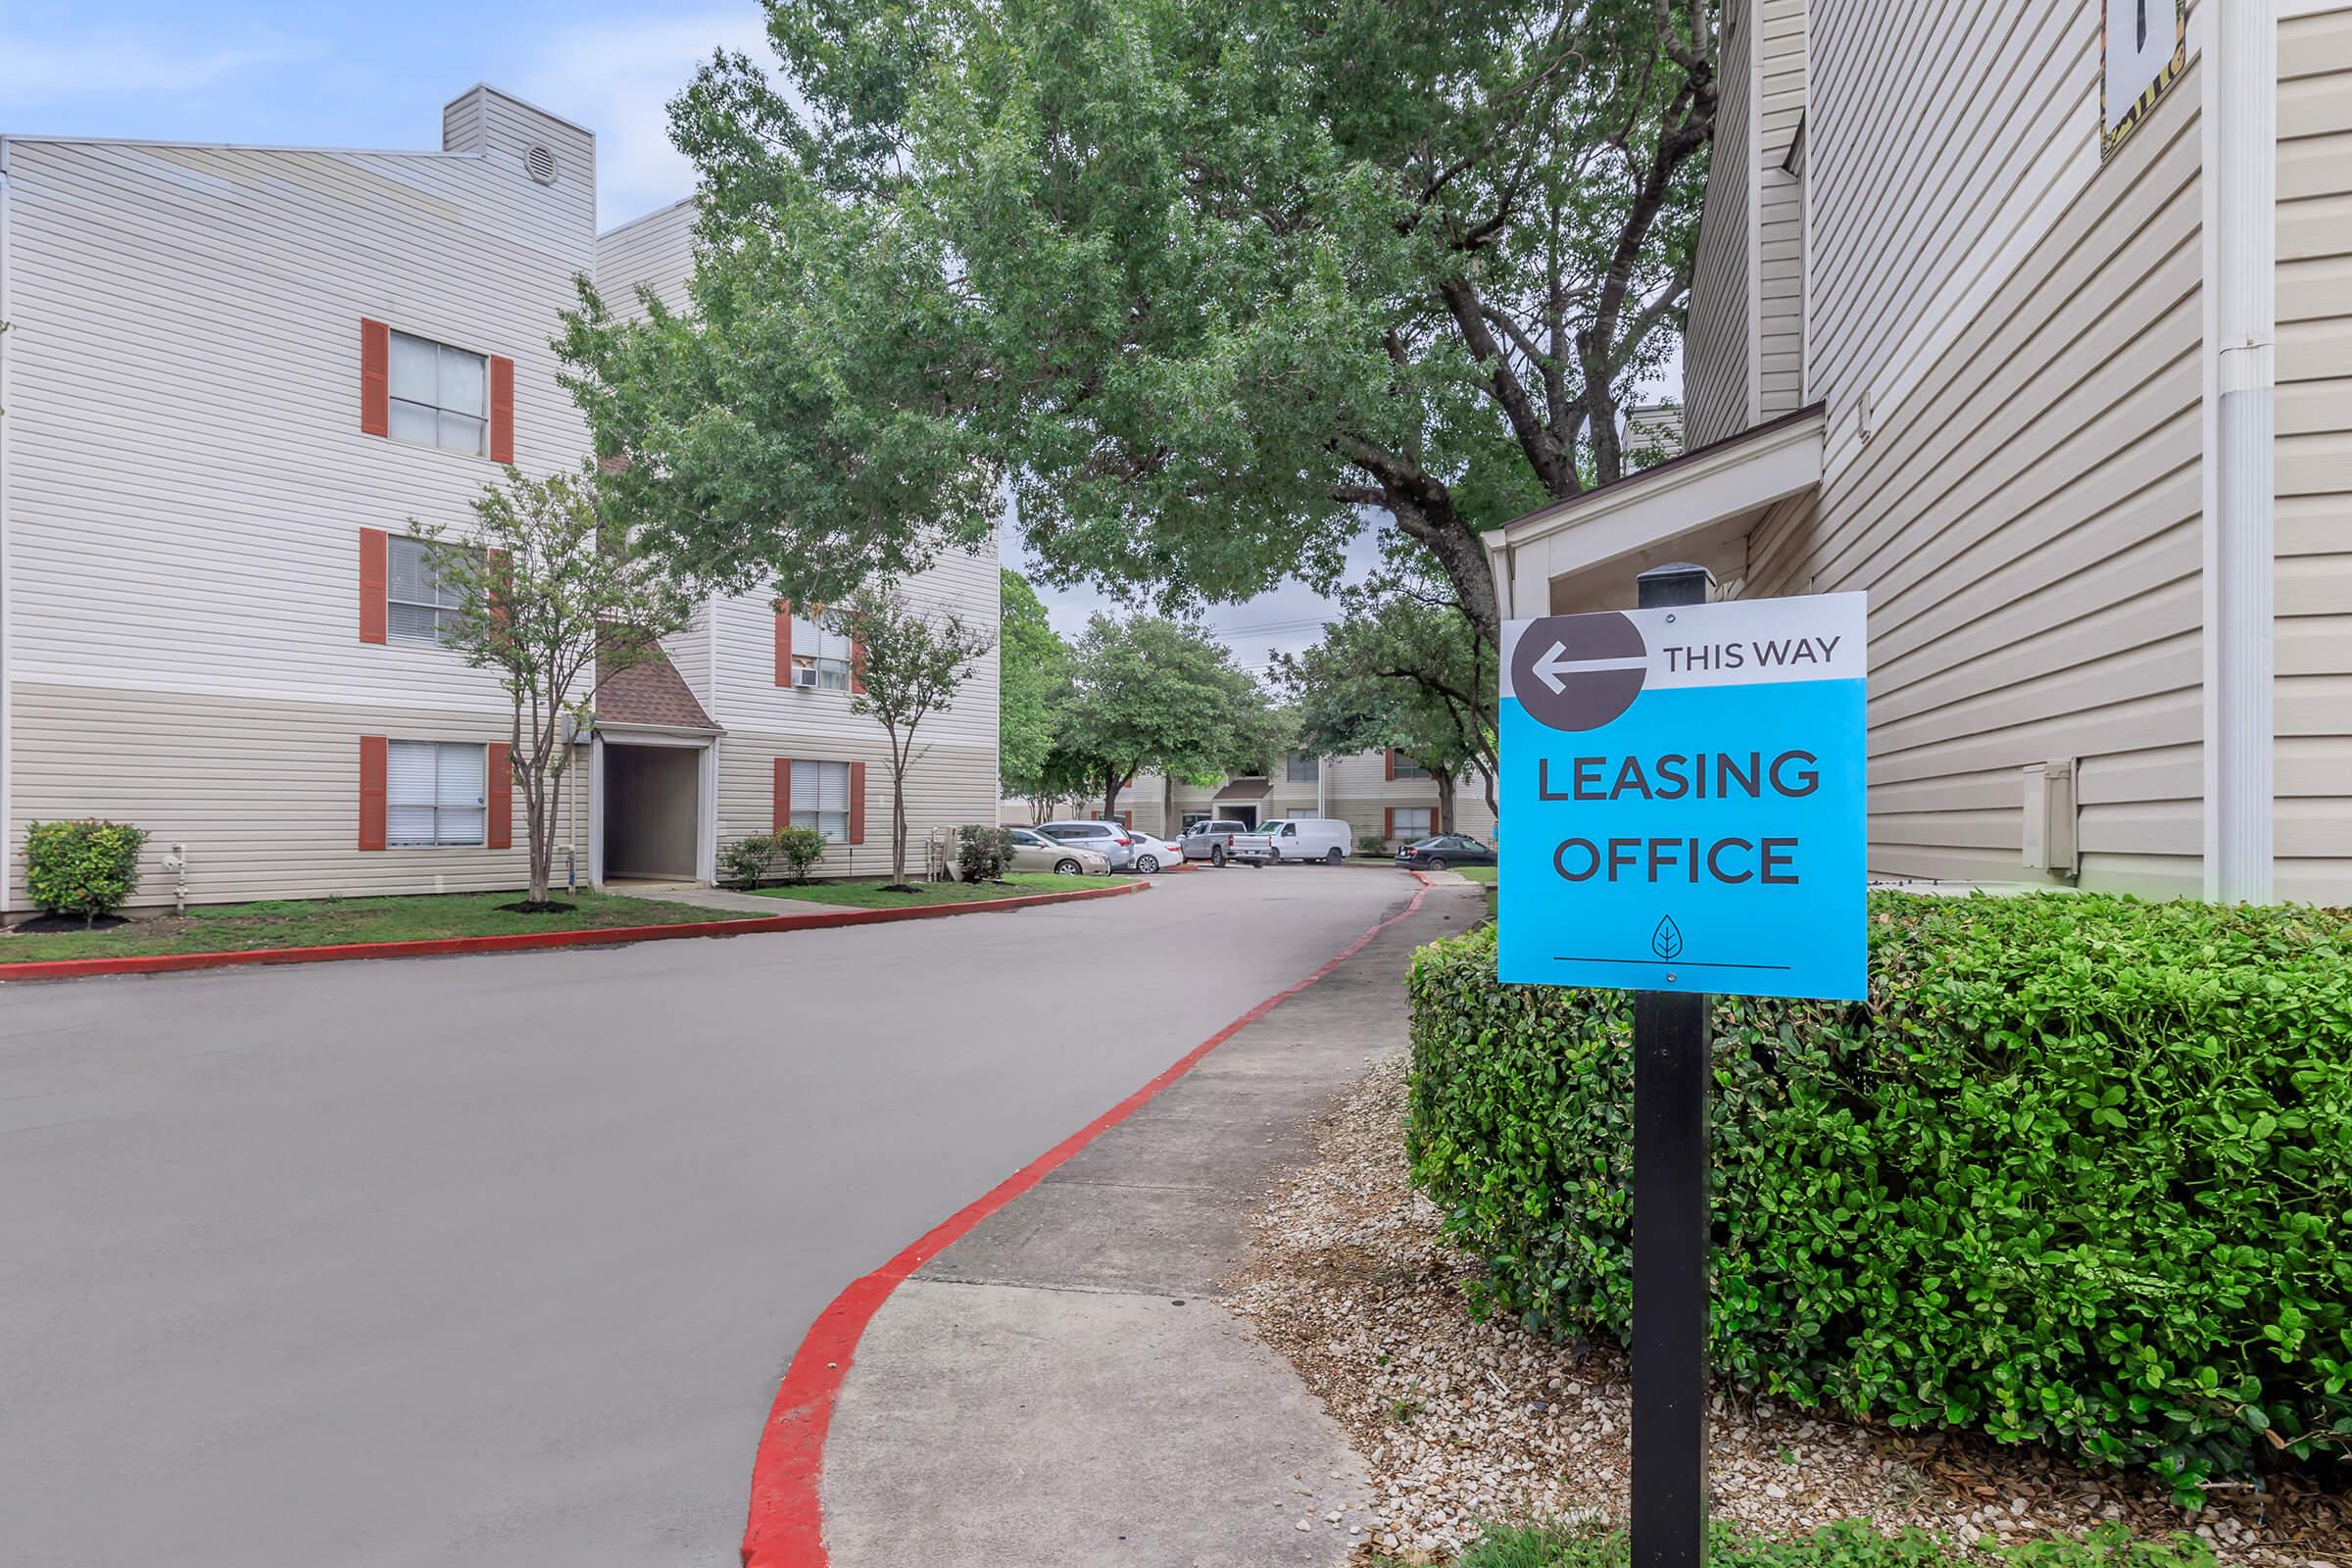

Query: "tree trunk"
(521, 758), (552, 905)
(1393, 498), (1505, 649)
(1102, 767), (1124, 824)
(891, 770), (909, 886)
(1435, 768), (1457, 835)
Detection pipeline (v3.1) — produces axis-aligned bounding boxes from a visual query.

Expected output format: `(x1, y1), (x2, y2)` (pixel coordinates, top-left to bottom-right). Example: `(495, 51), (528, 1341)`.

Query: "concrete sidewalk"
(818, 875), (1484, 1567)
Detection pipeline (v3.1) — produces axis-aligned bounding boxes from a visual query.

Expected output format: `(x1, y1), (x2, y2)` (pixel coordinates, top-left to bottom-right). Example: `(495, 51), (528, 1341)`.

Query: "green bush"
(956, 824), (1015, 883)
(774, 825), (828, 883)
(24, 818), (150, 925)
(1406, 893), (2352, 1501)
(719, 833), (779, 891)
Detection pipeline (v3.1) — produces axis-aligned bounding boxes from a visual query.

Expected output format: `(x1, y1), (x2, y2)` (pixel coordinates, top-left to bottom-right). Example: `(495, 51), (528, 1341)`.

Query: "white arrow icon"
(1530, 642), (1645, 694)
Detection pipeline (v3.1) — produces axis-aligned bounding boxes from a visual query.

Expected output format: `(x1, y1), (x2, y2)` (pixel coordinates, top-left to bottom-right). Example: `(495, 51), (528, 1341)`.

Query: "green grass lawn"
(0, 889), (750, 965)
(1452, 863), (1498, 883)
(753, 872), (1135, 908)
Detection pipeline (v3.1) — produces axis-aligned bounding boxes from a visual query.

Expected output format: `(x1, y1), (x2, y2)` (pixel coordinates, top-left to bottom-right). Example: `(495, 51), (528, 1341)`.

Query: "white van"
(1262, 817), (1354, 864)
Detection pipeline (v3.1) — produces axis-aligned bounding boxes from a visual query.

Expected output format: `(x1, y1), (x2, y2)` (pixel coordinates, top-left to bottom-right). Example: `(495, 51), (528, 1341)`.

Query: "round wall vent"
(525, 144), (558, 186)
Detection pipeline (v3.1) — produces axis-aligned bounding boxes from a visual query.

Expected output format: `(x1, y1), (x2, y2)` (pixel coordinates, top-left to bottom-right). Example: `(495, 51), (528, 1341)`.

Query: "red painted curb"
(0, 879), (1149, 984)
(738, 873), (1438, 1568)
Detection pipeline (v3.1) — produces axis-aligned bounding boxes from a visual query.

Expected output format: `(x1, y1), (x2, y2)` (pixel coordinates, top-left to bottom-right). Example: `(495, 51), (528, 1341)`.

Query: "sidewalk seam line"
(736, 873), (1437, 1568)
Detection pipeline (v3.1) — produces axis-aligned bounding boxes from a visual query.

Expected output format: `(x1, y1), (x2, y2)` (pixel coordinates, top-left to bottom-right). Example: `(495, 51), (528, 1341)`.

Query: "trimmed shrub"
(956, 824), (1016, 883)
(774, 825), (828, 884)
(24, 818), (149, 925)
(719, 833), (779, 891)
(1406, 892), (2352, 1501)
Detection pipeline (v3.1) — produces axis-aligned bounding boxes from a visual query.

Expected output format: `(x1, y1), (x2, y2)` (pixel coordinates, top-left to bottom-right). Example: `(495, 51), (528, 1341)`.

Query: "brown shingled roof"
(596, 646), (719, 731)
(1213, 777), (1273, 803)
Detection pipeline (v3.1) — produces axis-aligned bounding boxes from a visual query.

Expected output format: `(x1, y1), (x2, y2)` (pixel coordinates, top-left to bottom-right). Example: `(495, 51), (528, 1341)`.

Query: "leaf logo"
(1651, 915), (1684, 960)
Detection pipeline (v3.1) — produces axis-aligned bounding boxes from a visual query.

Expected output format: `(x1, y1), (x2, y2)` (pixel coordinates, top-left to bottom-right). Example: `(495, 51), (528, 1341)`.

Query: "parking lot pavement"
(0, 865), (1422, 1567)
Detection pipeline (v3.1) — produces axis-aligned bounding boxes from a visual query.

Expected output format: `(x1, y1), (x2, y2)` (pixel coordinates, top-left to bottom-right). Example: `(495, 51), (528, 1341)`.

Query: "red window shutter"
(850, 636), (867, 696)
(488, 356), (515, 464)
(848, 761), (867, 845)
(1121, 811), (1132, 829)
(774, 604), (793, 686)
(359, 736), (388, 850)
(1384, 748), (1397, 781)
(360, 319), (389, 436)
(1384, 807), (1396, 842)
(486, 743), (513, 850)
(773, 758), (792, 831)
(359, 528), (388, 644)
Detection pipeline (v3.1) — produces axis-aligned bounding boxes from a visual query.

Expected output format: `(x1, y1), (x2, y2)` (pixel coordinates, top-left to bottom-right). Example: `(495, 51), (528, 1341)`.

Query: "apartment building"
(1028, 749), (1498, 848)
(1484, 0), (2351, 904)
(0, 86), (1000, 910)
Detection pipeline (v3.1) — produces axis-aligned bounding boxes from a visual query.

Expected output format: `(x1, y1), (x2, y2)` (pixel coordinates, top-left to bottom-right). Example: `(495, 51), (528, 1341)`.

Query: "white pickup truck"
(1180, 818), (1271, 867)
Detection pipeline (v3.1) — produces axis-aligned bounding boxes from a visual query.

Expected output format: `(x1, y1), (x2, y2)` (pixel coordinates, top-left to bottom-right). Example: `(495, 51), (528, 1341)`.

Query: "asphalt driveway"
(0, 867), (1417, 1566)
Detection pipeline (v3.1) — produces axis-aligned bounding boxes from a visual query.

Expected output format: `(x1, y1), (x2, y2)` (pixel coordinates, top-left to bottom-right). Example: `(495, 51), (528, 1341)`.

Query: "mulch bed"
(1222, 1054), (2350, 1565)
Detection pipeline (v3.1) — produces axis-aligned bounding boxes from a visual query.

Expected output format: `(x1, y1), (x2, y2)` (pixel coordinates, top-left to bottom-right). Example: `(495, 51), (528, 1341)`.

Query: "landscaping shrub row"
(1405, 892), (2352, 1501)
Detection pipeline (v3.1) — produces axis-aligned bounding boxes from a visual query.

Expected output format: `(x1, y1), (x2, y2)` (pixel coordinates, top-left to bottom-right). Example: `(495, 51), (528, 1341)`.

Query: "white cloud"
(0, 24), (316, 102)
(514, 10), (776, 227)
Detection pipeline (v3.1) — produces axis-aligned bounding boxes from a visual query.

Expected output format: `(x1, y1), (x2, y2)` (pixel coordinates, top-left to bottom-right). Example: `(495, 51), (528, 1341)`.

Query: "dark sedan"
(1395, 833), (1497, 871)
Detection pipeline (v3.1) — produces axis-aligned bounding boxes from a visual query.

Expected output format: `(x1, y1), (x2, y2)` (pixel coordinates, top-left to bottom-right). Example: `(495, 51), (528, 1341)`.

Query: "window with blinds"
(1392, 807), (1435, 842)
(387, 536), (466, 643)
(1391, 756), (1432, 779)
(387, 741), (487, 847)
(789, 612), (855, 691)
(790, 759), (853, 841)
(388, 330), (488, 456)
(1285, 751), (1319, 782)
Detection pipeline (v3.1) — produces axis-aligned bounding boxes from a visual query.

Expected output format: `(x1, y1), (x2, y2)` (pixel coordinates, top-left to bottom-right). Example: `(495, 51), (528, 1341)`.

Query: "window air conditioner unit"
(795, 665), (818, 689)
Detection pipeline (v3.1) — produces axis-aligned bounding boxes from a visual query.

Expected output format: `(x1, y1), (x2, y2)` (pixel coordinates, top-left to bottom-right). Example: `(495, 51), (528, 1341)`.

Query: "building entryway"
(601, 742), (704, 881)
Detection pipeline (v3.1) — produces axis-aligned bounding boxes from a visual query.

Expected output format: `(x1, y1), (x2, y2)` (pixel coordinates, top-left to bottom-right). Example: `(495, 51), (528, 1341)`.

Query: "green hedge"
(24, 817), (149, 924)
(1406, 892), (2352, 1502)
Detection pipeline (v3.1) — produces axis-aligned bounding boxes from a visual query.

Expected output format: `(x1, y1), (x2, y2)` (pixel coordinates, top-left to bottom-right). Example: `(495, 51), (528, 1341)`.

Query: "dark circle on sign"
(1512, 612), (1647, 731)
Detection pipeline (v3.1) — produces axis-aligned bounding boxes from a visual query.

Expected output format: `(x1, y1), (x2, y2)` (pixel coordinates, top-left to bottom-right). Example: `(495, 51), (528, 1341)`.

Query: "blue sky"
(0, 0), (772, 229)
(0, 0), (1386, 667)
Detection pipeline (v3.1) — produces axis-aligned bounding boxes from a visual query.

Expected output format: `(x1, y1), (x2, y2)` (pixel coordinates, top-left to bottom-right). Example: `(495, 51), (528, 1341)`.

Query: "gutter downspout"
(0, 141), (15, 917)
(2213, 0), (2278, 903)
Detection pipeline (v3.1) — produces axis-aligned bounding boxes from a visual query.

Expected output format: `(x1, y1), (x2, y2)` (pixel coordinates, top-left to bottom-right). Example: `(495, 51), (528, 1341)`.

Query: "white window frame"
(790, 759), (853, 842)
(1391, 756), (1432, 780)
(1285, 808), (1318, 820)
(386, 535), (467, 645)
(1285, 751), (1319, 783)
(387, 329), (489, 457)
(1392, 808), (1436, 841)
(386, 740), (487, 848)
(790, 612), (855, 692)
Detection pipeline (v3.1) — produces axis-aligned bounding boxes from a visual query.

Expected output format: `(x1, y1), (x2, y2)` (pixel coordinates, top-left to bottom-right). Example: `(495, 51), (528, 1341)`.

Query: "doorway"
(602, 743), (702, 880)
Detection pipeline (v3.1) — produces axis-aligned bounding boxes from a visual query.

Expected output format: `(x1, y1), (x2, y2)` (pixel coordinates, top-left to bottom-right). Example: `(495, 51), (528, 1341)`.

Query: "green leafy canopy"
(560, 0), (1715, 642)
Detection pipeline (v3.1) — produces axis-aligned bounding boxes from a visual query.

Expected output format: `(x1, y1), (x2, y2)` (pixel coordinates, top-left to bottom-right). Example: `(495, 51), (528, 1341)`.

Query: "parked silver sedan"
(1006, 826), (1113, 876)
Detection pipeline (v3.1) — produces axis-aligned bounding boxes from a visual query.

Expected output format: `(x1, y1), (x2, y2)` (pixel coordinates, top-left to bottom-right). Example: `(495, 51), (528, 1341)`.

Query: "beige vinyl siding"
(0, 96), (598, 907)
(1746, 17), (2206, 895)
(12, 684), (584, 906)
(717, 736), (999, 880)
(2276, 5), (2352, 903)
(1685, 0), (1755, 446)
(596, 198), (700, 316)
(1755, 0), (1808, 416)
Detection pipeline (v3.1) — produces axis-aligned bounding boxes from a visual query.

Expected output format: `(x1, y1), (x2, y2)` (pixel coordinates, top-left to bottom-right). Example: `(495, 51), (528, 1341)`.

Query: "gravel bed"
(1223, 1054), (2349, 1567)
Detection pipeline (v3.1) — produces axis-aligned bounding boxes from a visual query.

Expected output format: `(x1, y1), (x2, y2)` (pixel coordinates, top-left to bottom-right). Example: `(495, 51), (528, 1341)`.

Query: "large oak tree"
(561, 0), (1715, 644)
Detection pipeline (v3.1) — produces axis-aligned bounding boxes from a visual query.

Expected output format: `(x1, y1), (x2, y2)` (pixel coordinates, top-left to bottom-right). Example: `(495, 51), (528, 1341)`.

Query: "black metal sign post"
(1630, 562), (1715, 1568)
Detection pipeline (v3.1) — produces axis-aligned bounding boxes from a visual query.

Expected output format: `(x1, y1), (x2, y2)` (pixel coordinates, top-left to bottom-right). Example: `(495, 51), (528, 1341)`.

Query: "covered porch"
(1482, 406), (1824, 616)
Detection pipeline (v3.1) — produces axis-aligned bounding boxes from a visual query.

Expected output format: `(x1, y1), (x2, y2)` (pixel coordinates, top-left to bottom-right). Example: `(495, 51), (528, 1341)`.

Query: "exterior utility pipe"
(2211, 0), (2278, 903)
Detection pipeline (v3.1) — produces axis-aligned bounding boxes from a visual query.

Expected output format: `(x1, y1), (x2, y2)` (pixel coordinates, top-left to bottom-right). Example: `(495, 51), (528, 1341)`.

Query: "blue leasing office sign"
(1498, 594), (1868, 1002)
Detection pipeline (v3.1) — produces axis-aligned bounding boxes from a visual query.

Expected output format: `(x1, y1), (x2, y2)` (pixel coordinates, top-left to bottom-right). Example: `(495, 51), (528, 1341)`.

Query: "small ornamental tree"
(1060, 615), (1280, 821)
(416, 464), (694, 907)
(836, 587), (995, 889)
